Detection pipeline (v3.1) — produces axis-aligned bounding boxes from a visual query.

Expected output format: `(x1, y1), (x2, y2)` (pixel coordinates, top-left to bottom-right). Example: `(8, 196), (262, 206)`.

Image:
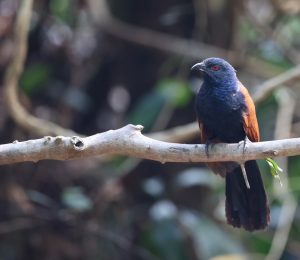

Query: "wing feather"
(198, 120), (208, 144)
(239, 82), (260, 142)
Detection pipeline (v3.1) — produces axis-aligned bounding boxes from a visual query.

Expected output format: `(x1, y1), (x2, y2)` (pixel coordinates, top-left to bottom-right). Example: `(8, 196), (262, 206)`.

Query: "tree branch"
(3, 0), (77, 136)
(1, 124), (300, 166)
(253, 64), (300, 104)
(87, 0), (285, 78)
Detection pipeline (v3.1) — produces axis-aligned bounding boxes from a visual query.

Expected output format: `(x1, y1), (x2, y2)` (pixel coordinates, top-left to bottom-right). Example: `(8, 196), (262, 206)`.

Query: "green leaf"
(50, 0), (73, 24)
(128, 78), (191, 131)
(265, 158), (283, 186)
(21, 63), (50, 94)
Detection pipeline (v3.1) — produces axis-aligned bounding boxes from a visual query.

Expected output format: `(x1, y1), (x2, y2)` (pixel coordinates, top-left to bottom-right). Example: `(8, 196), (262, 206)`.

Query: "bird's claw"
(205, 143), (209, 157)
(239, 137), (251, 155)
(205, 141), (214, 158)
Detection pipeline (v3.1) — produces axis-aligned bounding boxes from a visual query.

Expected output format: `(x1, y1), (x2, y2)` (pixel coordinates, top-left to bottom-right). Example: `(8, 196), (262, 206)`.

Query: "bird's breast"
(196, 90), (246, 142)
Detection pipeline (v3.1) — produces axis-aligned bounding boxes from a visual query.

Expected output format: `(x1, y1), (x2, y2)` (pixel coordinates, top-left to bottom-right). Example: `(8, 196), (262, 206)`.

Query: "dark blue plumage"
(196, 81), (247, 143)
(192, 57), (269, 231)
(195, 58), (246, 142)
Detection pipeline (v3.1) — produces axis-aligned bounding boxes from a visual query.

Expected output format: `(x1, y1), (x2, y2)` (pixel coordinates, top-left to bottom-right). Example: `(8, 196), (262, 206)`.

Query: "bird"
(191, 57), (270, 231)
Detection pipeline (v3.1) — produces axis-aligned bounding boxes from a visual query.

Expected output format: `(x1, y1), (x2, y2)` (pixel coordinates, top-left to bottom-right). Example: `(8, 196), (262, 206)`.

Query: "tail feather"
(225, 160), (269, 231)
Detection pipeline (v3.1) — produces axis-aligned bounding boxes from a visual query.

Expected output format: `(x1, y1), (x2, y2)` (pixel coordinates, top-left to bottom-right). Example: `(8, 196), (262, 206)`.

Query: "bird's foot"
(238, 136), (251, 155)
(205, 141), (215, 158)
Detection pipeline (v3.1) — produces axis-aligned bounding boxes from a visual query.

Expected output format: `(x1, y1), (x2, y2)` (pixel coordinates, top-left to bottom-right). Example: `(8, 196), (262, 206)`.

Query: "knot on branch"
(55, 136), (64, 144)
(122, 124), (144, 138)
(43, 136), (52, 144)
(263, 149), (279, 156)
(71, 136), (85, 151)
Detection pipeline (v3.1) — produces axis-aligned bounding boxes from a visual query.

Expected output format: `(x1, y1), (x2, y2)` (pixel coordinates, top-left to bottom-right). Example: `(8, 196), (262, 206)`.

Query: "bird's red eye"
(211, 65), (220, 71)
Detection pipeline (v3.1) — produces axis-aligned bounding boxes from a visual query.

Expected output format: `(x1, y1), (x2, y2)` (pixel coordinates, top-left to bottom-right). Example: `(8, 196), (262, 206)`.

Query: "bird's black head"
(191, 57), (237, 86)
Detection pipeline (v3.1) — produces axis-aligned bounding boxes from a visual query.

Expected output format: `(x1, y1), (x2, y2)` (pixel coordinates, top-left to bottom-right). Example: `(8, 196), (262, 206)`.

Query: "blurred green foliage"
(1, 0), (300, 259)
(50, 0), (73, 24)
(62, 187), (93, 211)
(21, 63), (51, 94)
(129, 78), (191, 131)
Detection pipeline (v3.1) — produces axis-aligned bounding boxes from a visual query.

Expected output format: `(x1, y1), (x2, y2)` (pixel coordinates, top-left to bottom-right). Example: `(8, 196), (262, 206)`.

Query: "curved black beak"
(191, 62), (206, 73)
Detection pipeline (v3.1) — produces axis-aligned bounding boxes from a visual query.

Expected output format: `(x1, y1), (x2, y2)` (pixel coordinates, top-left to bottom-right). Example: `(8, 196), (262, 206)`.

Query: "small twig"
(253, 64), (300, 104)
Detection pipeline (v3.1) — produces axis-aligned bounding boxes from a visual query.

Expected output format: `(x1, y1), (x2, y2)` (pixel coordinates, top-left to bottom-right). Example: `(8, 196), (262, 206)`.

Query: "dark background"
(0, 0), (300, 259)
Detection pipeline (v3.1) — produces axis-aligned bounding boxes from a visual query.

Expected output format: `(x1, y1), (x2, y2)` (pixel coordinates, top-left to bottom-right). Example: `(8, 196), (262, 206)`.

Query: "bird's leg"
(205, 141), (211, 157)
(204, 135), (220, 157)
(205, 138), (217, 158)
(238, 137), (251, 188)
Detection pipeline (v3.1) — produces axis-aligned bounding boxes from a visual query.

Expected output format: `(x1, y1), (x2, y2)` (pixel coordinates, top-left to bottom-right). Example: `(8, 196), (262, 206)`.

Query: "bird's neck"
(202, 75), (238, 96)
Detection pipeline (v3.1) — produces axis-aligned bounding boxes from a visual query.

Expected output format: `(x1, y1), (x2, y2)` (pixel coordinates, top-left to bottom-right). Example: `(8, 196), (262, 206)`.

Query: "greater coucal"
(191, 57), (269, 231)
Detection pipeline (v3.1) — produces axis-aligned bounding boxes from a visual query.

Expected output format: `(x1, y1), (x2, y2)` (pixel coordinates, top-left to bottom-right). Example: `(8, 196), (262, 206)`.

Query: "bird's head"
(191, 57), (237, 86)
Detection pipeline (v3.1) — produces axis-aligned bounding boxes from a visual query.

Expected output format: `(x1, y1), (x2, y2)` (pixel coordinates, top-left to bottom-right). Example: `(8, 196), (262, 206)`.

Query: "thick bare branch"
(0, 124), (299, 166)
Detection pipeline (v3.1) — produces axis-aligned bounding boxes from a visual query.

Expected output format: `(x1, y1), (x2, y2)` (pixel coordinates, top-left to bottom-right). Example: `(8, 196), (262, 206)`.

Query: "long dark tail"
(225, 160), (270, 231)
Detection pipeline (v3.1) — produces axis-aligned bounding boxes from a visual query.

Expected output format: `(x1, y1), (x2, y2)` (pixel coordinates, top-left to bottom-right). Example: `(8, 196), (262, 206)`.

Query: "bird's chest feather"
(196, 88), (247, 142)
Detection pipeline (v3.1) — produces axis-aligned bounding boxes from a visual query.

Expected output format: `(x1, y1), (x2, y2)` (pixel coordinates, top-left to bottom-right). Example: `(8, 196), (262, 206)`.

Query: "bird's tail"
(225, 160), (269, 231)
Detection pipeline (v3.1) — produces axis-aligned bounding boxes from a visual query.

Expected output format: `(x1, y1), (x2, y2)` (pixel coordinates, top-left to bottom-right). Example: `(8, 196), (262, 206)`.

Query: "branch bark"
(1, 124), (300, 166)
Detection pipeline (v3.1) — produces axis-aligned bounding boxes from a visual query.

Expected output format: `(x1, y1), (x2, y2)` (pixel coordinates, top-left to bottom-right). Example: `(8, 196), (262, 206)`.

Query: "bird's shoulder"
(238, 81), (260, 142)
